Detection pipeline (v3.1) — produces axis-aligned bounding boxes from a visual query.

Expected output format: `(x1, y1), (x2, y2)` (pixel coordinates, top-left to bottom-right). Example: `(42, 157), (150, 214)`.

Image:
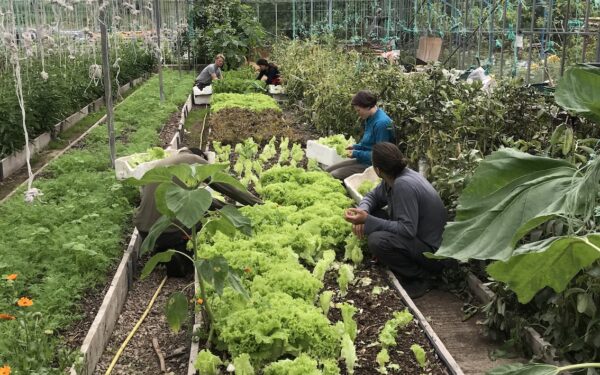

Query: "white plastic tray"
(306, 140), (348, 167)
(267, 85), (285, 94)
(344, 166), (380, 204)
(115, 150), (176, 180)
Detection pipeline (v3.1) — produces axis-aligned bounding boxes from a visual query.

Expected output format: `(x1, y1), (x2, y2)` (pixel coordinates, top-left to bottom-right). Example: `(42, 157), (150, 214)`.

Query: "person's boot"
(401, 277), (433, 299)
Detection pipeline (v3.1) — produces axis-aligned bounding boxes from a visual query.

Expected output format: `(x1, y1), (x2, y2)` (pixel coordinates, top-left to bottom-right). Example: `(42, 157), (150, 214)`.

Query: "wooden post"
(99, 2), (116, 168)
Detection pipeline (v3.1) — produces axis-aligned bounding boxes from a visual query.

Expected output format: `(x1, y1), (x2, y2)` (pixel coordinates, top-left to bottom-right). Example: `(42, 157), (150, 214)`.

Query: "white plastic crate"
(268, 85), (285, 94)
(344, 166), (380, 204)
(305, 140), (348, 167)
(114, 149), (176, 180)
(192, 85), (212, 105)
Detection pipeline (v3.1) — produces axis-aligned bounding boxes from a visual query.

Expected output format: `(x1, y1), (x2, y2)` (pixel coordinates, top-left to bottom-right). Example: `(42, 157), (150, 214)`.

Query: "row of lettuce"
(0, 70), (194, 374)
(0, 42), (157, 159)
(273, 38), (600, 363)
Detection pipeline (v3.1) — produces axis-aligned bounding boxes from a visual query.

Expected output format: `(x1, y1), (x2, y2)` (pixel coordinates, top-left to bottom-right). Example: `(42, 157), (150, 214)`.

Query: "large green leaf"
(164, 185), (213, 229)
(140, 216), (175, 255)
(219, 205), (252, 236)
(201, 216), (238, 238)
(141, 250), (176, 278)
(126, 164), (194, 186)
(555, 64), (600, 123)
(165, 292), (188, 333)
(210, 171), (248, 191)
(191, 163), (228, 183)
(436, 149), (579, 262)
(487, 235), (600, 303)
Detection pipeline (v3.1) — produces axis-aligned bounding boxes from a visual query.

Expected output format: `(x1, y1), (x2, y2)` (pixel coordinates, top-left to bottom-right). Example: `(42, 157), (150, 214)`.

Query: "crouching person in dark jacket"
(343, 143), (447, 298)
(134, 147), (262, 277)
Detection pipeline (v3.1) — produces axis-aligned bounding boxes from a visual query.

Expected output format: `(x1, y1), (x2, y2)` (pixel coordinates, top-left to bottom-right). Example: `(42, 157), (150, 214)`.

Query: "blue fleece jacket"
(352, 108), (394, 165)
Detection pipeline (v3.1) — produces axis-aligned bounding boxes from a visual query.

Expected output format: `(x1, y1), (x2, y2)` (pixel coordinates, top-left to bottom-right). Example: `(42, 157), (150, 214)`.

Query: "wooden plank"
(71, 230), (141, 375)
(386, 270), (464, 375)
(466, 273), (494, 304)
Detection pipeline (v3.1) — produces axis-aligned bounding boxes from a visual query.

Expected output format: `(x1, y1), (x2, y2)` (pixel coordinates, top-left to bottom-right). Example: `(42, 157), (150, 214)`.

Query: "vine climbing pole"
(99, 0), (116, 168)
(153, 0), (164, 102)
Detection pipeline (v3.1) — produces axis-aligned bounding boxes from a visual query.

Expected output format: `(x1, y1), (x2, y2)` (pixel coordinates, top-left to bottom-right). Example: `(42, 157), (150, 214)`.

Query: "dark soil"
(208, 107), (316, 146)
(93, 264), (194, 375)
(324, 265), (450, 375)
(159, 112), (184, 148)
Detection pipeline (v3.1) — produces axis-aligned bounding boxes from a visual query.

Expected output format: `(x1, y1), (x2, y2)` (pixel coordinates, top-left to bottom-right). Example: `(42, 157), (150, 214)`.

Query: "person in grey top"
(195, 54), (225, 90)
(344, 142), (447, 298)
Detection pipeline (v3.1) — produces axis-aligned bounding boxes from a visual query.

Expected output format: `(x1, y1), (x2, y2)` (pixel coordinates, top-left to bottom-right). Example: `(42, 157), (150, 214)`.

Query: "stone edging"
(386, 270), (465, 375)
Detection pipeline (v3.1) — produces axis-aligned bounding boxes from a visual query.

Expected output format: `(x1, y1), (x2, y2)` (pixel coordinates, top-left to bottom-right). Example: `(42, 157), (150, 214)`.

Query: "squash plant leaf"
(140, 216), (174, 255)
(127, 164), (194, 186)
(165, 292), (188, 333)
(485, 363), (558, 375)
(202, 216), (238, 238)
(555, 64), (600, 123)
(164, 185), (212, 229)
(141, 250), (176, 279)
(210, 171), (248, 192)
(219, 205), (252, 236)
(487, 235), (600, 303)
(436, 148), (579, 262)
(191, 163), (228, 183)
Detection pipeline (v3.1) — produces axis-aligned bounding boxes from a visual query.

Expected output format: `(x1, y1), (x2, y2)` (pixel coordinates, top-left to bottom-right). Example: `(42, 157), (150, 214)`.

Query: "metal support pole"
(292, 0), (296, 39)
(154, 0), (164, 102)
(275, 2), (278, 39)
(175, 0), (181, 76)
(596, 29), (600, 63)
(499, 0), (507, 78)
(513, 0), (522, 77)
(99, 4), (116, 168)
(582, 0), (591, 61)
(488, 0), (495, 65)
(526, 0), (534, 84)
(310, 0), (313, 33)
(543, 0), (553, 81)
(560, 0), (570, 76)
(328, 0), (333, 31)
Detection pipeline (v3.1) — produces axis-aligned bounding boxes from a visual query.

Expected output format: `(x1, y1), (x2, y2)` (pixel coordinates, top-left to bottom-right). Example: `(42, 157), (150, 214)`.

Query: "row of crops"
(0, 70), (194, 373)
(271, 40), (600, 365)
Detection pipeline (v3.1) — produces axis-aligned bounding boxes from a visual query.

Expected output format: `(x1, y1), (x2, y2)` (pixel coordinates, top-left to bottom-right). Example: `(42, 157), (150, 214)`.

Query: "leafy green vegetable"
(410, 344), (427, 368)
(232, 353), (255, 375)
(338, 264), (355, 296)
(376, 348), (390, 374)
(127, 147), (168, 167)
(319, 291), (334, 315)
(378, 309), (414, 348)
(211, 93), (281, 113)
(339, 303), (358, 341)
(251, 267), (323, 302)
(341, 333), (357, 375)
(313, 250), (336, 281)
(357, 179), (380, 196)
(195, 349), (223, 375)
(213, 77), (267, 94)
(343, 235), (364, 265)
(263, 354), (322, 375)
(317, 134), (356, 157)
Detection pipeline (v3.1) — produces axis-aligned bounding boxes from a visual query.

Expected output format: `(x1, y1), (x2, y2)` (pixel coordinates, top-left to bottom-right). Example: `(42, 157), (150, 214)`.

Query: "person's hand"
(345, 145), (354, 150)
(344, 208), (368, 225)
(352, 224), (365, 239)
(346, 149), (353, 158)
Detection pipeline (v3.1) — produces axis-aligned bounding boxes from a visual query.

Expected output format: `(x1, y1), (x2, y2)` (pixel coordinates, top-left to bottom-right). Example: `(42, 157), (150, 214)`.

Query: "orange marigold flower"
(17, 297), (33, 307)
(244, 267), (252, 273)
(0, 364), (11, 375)
(5, 274), (17, 281)
(0, 314), (15, 321)
(196, 298), (204, 305)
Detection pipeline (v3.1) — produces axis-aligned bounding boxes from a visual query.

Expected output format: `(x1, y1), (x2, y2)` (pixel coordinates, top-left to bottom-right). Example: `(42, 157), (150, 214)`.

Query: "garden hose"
(104, 276), (168, 375)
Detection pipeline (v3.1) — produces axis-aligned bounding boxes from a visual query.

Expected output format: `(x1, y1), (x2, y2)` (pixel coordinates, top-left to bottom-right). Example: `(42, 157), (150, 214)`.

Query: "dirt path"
(414, 289), (522, 374)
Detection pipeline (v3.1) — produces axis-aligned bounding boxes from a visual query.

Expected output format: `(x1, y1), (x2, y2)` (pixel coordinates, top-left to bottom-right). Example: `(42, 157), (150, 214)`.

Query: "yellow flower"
(0, 364), (11, 375)
(196, 298), (204, 305)
(17, 297), (33, 307)
(548, 54), (561, 63)
(0, 314), (15, 321)
(5, 274), (17, 281)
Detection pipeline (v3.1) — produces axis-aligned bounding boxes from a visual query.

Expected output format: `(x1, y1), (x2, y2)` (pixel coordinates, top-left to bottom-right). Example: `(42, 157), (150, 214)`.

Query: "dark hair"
(256, 58), (269, 66)
(188, 147), (207, 159)
(351, 90), (377, 108)
(372, 142), (407, 177)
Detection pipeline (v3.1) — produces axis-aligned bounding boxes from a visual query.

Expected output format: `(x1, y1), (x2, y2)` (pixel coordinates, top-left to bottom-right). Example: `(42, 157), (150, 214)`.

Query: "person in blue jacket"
(326, 90), (394, 180)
